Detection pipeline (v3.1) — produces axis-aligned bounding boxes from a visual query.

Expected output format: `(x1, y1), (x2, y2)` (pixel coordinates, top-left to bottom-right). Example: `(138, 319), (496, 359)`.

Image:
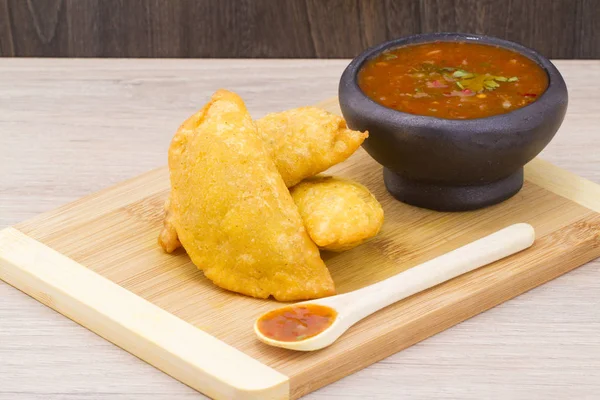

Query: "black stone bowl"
(339, 33), (568, 211)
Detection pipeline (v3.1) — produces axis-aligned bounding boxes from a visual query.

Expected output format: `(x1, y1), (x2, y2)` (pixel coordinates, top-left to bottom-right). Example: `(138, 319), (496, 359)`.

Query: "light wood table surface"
(1, 59), (599, 400)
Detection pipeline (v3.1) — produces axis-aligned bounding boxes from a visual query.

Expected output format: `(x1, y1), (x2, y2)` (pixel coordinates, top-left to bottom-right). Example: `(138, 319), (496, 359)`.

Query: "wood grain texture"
(0, 0), (14, 56)
(1, 0), (599, 58)
(4, 62), (600, 398)
(7, 107), (600, 398)
(5, 0), (68, 56)
(0, 227), (289, 400)
(526, 158), (600, 214)
(1, 59), (599, 400)
(577, 0), (600, 58)
(420, 0), (581, 58)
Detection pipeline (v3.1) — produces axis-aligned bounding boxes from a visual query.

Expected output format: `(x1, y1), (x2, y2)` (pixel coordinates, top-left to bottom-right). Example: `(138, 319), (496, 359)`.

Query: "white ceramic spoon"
(255, 223), (535, 351)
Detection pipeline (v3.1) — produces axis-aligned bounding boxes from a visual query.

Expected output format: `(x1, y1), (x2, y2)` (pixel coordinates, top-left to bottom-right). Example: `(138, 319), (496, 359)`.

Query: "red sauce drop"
(257, 304), (337, 342)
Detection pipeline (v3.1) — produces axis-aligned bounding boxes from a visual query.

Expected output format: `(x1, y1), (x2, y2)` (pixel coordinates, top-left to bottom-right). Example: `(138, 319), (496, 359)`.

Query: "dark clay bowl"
(339, 33), (568, 211)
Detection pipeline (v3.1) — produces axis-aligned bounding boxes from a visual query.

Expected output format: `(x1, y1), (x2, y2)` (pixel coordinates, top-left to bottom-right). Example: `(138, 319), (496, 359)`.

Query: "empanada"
(167, 90), (335, 301)
(256, 107), (368, 187)
(290, 176), (384, 252)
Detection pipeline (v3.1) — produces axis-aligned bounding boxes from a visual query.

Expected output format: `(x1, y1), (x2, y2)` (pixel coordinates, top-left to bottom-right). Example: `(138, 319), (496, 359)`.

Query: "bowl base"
(383, 168), (524, 211)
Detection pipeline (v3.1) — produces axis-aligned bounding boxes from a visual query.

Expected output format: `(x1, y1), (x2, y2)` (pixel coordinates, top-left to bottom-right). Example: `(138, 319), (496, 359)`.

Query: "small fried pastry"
(290, 176), (384, 252)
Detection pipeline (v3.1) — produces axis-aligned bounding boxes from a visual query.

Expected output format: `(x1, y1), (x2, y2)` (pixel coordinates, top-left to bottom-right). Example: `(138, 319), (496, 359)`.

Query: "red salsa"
(257, 304), (337, 342)
(358, 41), (549, 119)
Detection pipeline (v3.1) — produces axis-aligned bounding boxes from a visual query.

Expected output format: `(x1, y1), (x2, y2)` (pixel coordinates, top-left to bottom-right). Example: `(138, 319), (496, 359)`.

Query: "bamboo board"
(1, 98), (600, 400)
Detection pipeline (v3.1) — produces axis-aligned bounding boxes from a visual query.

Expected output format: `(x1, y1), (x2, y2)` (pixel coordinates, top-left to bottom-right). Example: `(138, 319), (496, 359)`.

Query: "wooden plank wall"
(1, 0), (598, 59)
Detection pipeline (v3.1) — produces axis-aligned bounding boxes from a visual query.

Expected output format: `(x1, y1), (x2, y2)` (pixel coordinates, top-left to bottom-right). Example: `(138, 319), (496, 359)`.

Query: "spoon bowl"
(255, 223), (535, 351)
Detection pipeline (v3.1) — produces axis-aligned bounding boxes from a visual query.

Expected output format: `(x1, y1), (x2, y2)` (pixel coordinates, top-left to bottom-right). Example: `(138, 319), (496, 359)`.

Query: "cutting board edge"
(525, 157), (600, 213)
(289, 213), (600, 399)
(0, 227), (290, 400)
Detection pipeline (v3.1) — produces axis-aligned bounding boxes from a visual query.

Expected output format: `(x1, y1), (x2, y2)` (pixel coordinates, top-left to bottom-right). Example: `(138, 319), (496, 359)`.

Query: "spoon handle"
(336, 223), (535, 323)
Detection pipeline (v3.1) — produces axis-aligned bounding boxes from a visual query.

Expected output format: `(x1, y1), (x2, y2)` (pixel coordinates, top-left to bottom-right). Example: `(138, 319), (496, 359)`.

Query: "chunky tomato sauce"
(257, 304), (337, 342)
(358, 41), (548, 119)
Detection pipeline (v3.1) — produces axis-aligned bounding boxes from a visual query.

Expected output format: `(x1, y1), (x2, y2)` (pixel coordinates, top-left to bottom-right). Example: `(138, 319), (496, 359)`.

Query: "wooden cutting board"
(1, 98), (600, 400)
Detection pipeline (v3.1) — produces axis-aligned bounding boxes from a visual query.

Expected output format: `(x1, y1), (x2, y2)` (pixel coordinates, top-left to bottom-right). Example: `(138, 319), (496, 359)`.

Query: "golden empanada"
(290, 176), (384, 252)
(256, 107), (368, 187)
(167, 90), (335, 301)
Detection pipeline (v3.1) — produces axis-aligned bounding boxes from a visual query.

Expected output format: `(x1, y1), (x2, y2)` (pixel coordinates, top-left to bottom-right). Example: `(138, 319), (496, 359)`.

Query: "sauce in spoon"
(257, 304), (337, 342)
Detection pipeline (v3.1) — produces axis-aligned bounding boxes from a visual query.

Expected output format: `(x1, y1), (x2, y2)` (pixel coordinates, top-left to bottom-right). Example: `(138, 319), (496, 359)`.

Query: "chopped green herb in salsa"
(358, 41), (548, 119)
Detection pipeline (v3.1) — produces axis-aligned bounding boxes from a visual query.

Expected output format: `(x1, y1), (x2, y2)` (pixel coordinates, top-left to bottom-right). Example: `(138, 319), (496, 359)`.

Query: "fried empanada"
(160, 105), (368, 254)
(168, 90), (335, 301)
(290, 176), (384, 252)
(256, 107), (368, 187)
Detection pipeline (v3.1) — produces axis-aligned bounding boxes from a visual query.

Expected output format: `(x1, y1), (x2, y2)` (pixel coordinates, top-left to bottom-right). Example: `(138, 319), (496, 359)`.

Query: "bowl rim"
(340, 32), (568, 129)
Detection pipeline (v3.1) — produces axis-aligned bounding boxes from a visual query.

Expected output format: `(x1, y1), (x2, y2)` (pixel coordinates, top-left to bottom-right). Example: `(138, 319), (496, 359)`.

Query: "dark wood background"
(1, 0), (598, 58)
